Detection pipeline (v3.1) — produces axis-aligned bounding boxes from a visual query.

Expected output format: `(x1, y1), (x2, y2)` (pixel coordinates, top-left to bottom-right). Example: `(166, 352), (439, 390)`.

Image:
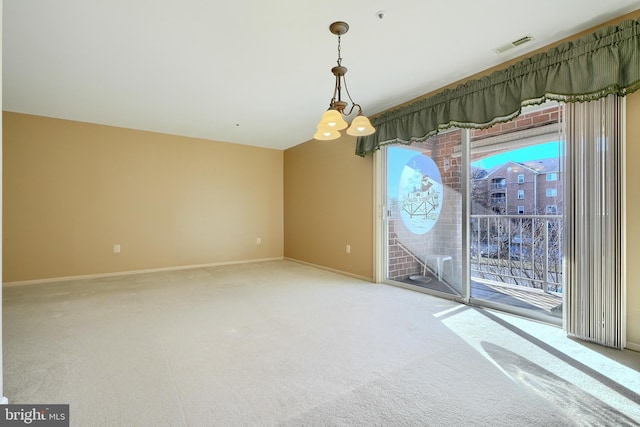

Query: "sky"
(471, 141), (560, 169)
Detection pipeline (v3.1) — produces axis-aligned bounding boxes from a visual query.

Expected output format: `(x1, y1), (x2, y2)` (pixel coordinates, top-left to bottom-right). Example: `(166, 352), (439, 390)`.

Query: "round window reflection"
(398, 155), (443, 234)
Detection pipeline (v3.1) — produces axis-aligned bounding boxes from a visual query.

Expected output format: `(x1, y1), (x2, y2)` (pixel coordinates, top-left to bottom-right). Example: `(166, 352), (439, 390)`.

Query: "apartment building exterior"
(472, 157), (563, 216)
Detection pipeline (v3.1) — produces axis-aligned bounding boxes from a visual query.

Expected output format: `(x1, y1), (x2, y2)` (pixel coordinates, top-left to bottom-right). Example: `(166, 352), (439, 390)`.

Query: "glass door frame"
(373, 129), (472, 303)
(375, 127), (564, 326)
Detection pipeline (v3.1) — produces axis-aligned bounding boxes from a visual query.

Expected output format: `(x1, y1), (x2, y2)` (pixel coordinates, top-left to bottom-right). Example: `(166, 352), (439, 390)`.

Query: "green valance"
(356, 17), (640, 157)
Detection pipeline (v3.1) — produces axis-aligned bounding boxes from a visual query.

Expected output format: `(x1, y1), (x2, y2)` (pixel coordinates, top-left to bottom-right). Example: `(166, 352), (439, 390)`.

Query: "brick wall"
(387, 209), (423, 280)
(470, 106), (562, 141)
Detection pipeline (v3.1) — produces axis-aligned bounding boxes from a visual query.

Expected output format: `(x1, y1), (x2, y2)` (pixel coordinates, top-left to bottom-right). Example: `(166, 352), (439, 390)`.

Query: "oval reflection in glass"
(398, 155), (443, 234)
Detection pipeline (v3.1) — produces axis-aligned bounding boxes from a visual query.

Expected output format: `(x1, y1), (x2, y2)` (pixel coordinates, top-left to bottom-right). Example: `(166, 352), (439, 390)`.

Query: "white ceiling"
(4, 1), (640, 150)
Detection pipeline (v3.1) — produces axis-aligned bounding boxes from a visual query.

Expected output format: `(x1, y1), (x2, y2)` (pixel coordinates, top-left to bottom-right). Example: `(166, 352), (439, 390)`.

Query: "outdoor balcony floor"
(401, 272), (563, 318)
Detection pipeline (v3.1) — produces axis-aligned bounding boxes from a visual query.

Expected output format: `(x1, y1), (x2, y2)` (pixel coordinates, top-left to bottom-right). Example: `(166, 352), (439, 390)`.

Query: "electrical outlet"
(346, 244), (351, 254)
(113, 244), (121, 254)
(256, 237), (262, 245)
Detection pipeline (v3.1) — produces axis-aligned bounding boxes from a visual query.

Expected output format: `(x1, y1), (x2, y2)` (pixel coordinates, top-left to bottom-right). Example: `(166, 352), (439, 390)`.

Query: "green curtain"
(356, 17), (640, 157)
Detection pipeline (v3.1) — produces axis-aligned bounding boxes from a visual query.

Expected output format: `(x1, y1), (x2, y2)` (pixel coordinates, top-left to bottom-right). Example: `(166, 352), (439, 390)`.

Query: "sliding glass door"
(468, 103), (564, 323)
(381, 103), (566, 324)
(384, 131), (463, 298)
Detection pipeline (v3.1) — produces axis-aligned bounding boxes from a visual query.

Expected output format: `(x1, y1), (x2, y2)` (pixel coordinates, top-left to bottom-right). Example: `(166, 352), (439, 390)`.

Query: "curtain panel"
(564, 95), (622, 349)
(356, 17), (640, 157)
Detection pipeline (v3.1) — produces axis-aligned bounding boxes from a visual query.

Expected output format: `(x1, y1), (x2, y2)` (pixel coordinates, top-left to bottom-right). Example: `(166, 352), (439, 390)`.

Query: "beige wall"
(3, 112), (283, 282)
(626, 91), (640, 348)
(283, 135), (373, 280)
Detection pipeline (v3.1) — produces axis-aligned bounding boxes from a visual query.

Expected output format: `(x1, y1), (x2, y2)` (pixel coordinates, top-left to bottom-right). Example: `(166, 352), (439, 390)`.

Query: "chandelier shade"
(346, 113), (375, 136)
(313, 128), (341, 141)
(317, 109), (348, 131)
(314, 22), (375, 141)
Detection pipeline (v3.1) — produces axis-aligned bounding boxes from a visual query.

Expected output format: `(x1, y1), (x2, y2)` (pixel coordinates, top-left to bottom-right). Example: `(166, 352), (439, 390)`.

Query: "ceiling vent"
(493, 35), (533, 54)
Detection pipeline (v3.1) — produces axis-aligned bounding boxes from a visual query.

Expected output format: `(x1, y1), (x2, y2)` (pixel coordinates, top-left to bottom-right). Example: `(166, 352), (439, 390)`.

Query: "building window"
(547, 188), (557, 197)
(518, 189), (525, 199)
(518, 206), (525, 214)
(546, 204), (557, 214)
(491, 193), (506, 204)
(546, 173), (558, 181)
(491, 178), (506, 190)
(517, 174), (525, 183)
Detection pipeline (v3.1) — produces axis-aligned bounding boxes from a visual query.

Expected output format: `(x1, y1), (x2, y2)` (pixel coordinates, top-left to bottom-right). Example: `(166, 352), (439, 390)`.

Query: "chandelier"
(314, 21), (375, 141)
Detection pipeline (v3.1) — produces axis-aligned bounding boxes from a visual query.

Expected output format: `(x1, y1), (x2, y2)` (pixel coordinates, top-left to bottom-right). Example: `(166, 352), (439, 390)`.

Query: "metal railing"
(470, 214), (562, 293)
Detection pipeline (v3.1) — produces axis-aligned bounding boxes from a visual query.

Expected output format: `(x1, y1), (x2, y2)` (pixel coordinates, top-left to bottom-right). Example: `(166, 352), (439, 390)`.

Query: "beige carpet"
(3, 260), (639, 426)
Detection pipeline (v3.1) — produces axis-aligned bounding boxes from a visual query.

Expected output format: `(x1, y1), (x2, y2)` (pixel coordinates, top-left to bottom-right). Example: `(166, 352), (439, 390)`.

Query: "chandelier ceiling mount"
(314, 21), (375, 141)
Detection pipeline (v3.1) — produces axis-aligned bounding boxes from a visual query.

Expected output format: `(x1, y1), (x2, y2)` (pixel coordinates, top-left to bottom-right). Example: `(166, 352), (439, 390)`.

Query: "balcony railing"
(470, 214), (562, 293)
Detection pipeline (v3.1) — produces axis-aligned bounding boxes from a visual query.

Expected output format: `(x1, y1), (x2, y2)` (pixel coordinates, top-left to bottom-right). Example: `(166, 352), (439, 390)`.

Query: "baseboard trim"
(3, 257), (284, 287)
(625, 341), (640, 352)
(284, 257), (372, 282)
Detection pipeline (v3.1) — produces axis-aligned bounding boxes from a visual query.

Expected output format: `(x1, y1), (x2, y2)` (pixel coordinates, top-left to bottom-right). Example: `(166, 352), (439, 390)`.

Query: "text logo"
(1, 405), (69, 426)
